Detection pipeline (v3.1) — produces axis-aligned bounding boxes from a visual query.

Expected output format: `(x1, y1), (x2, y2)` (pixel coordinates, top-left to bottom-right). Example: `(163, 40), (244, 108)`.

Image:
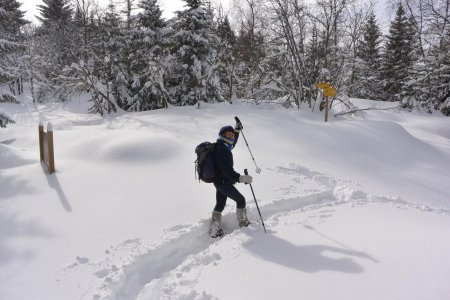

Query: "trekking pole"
(244, 169), (267, 233)
(235, 116), (261, 174)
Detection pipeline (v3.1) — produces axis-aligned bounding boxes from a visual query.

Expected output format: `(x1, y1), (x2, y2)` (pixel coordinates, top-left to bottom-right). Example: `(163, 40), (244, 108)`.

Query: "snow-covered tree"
(0, 111), (15, 127)
(216, 16), (237, 102)
(407, 0), (450, 115)
(231, 0), (267, 100)
(0, 0), (28, 41)
(91, 2), (122, 113)
(168, 0), (223, 106)
(305, 0), (350, 102)
(37, 0), (73, 26)
(33, 0), (76, 102)
(383, 3), (415, 101)
(0, 0), (28, 104)
(122, 0), (170, 110)
(353, 10), (384, 100)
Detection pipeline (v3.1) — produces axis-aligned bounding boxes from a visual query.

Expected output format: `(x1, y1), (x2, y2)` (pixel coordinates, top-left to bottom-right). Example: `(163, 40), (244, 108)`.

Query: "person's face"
(224, 130), (235, 141)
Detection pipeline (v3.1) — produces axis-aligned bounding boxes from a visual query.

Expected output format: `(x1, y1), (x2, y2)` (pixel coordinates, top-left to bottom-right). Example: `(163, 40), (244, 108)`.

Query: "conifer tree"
(216, 16), (237, 101)
(234, 25), (265, 98)
(354, 11), (383, 100)
(0, 0), (27, 125)
(34, 0), (76, 101)
(37, 0), (73, 26)
(62, 1), (120, 114)
(422, 29), (450, 115)
(0, 0), (28, 41)
(0, 0), (28, 97)
(95, 2), (122, 113)
(124, 0), (170, 110)
(400, 14), (422, 105)
(168, 0), (223, 106)
(383, 3), (414, 101)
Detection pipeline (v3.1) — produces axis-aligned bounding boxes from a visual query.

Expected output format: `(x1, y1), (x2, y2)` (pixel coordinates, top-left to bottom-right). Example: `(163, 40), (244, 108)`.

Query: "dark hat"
(218, 126), (234, 137)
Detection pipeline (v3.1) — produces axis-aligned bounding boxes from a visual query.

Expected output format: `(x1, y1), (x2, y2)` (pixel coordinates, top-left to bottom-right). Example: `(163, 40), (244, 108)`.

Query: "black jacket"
(214, 134), (240, 185)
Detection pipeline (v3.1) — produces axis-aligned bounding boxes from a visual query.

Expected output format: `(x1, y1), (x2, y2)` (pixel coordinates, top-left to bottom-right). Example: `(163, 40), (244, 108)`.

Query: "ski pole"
(244, 169), (267, 233)
(235, 116), (261, 174)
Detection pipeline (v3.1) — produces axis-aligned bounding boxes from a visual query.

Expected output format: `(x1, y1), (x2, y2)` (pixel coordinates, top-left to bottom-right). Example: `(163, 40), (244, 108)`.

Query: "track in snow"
(87, 163), (448, 300)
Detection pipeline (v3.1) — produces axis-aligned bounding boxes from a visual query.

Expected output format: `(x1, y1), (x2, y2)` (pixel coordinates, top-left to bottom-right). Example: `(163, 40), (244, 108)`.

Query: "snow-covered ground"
(1, 93), (449, 300)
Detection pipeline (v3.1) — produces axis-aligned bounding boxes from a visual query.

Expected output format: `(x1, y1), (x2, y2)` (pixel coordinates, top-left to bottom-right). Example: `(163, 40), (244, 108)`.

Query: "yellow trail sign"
(324, 87), (336, 97)
(316, 82), (331, 89)
(315, 82), (336, 122)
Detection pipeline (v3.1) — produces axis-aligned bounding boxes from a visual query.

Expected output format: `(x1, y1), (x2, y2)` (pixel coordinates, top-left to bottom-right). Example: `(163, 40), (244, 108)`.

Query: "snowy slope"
(1, 93), (449, 300)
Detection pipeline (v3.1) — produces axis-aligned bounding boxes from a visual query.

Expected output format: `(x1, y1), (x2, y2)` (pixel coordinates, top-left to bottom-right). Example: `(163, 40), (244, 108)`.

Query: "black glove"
(234, 121), (243, 132)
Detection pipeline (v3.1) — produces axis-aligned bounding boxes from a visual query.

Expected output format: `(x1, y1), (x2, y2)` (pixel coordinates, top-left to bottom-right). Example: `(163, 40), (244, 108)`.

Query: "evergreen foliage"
(234, 26), (265, 99)
(33, 0), (76, 102)
(37, 0), (73, 26)
(2, 0), (448, 116)
(0, 0), (27, 123)
(383, 3), (415, 101)
(168, 0), (223, 106)
(124, 0), (170, 110)
(0, 111), (15, 127)
(216, 16), (237, 101)
(0, 0), (28, 41)
(354, 11), (383, 100)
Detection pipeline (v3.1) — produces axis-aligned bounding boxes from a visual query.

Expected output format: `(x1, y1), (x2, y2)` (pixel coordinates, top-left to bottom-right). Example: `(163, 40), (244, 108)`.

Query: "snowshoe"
(210, 211), (224, 238)
(236, 208), (250, 227)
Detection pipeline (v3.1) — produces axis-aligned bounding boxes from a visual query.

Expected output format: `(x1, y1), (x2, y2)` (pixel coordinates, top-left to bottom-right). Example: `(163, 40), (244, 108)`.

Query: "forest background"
(1, 0), (449, 126)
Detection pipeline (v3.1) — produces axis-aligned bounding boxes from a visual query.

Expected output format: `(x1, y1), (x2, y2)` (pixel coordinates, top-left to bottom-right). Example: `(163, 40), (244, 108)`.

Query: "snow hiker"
(209, 121), (253, 238)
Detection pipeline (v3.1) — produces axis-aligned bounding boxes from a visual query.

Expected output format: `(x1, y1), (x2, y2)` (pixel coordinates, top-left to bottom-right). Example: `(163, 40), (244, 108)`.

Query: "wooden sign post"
(39, 122), (55, 173)
(316, 82), (336, 122)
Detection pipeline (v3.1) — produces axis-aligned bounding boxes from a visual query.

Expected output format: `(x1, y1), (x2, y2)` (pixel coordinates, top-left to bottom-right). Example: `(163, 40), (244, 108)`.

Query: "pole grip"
(234, 116), (241, 124)
(244, 169), (248, 175)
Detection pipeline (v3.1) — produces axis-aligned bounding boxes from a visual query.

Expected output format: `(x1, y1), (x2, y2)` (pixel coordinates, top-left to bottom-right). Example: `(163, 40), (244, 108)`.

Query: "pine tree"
(400, 14), (422, 106)
(124, 0), (170, 110)
(0, 0), (28, 126)
(234, 25), (265, 98)
(61, 1), (120, 114)
(0, 0), (28, 41)
(95, 2), (122, 113)
(168, 0), (223, 106)
(34, 0), (76, 102)
(216, 16), (237, 101)
(423, 28), (450, 115)
(37, 0), (73, 26)
(304, 26), (321, 99)
(0, 0), (28, 97)
(383, 3), (414, 101)
(354, 11), (383, 100)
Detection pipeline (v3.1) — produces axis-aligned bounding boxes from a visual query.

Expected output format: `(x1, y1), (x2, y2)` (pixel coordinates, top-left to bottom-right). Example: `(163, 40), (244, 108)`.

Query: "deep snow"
(1, 93), (449, 300)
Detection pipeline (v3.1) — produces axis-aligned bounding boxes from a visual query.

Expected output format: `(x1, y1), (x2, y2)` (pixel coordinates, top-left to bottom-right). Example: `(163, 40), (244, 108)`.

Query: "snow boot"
(236, 208), (250, 227)
(210, 211), (224, 238)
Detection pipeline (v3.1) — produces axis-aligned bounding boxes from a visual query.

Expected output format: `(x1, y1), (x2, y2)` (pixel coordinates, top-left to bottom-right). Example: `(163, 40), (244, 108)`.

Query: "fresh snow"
(1, 93), (449, 300)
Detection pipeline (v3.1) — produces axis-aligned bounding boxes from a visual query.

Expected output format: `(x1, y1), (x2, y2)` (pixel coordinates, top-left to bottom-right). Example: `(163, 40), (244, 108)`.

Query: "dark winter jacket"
(213, 134), (240, 185)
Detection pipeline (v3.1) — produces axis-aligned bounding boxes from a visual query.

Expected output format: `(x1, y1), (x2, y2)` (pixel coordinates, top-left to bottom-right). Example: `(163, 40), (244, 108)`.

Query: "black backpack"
(195, 142), (217, 183)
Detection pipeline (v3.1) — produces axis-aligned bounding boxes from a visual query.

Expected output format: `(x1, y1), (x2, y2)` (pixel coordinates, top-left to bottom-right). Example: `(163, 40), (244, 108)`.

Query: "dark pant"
(213, 182), (246, 212)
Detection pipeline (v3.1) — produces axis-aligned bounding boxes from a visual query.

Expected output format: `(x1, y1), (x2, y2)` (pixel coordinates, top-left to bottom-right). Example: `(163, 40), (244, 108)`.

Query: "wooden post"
(39, 122), (44, 162)
(47, 123), (55, 173)
(325, 96), (329, 122)
(39, 122), (55, 174)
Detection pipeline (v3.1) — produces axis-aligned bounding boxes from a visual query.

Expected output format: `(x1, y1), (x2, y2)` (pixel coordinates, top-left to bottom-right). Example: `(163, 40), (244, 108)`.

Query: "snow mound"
(0, 143), (36, 169)
(64, 133), (181, 163)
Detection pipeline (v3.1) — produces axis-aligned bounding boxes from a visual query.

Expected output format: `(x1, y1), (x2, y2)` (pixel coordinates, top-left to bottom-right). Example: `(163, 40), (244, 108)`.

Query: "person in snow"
(210, 121), (253, 238)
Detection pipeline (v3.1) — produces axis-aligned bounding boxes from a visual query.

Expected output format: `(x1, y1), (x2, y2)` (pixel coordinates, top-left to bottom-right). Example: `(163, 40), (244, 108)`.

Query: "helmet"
(218, 125), (234, 137)
(218, 125), (235, 145)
